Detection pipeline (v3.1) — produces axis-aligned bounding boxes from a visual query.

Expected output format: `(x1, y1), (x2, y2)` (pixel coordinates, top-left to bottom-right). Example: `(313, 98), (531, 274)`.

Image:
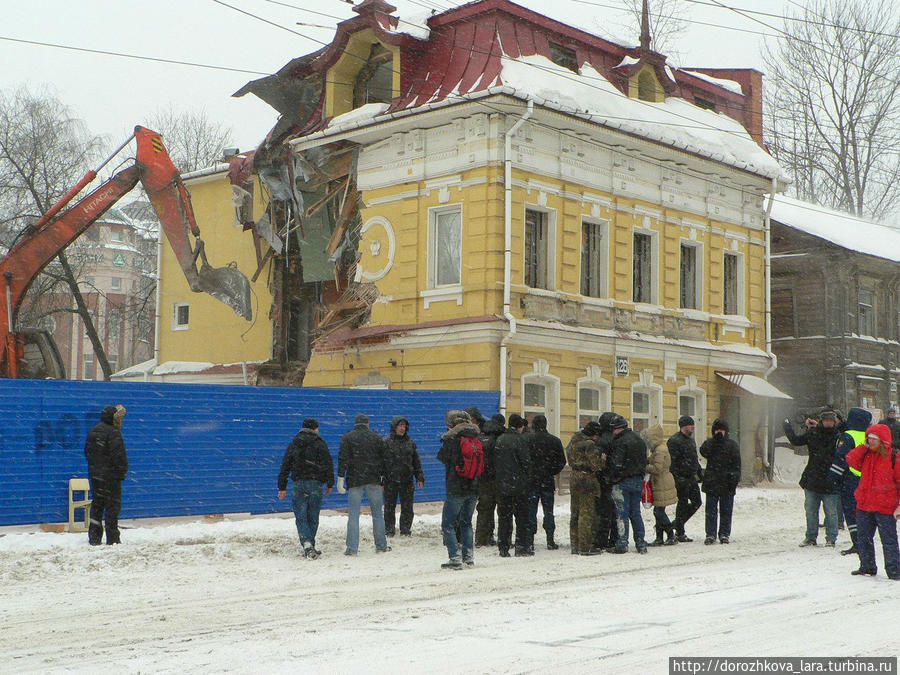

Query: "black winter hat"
(583, 421), (603, 437)
(302, 417), (319, 430)
(508, 413), (526, 429)
(609, 414), (628, 430)
(712, 418), (729, 433)
(464, 406), (485, 424)
(678, 415), (695, 428)
(354, 413), (369, 426)
(490, 413), (506, 425)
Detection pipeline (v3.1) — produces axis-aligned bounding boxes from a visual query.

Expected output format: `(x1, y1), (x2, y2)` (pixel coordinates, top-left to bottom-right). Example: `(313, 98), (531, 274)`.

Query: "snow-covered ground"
(1, 486), (897, 674)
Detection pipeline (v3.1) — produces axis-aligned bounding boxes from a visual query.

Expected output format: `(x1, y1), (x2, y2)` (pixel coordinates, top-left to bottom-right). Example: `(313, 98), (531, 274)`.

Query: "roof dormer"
(326, 31), (400, 119)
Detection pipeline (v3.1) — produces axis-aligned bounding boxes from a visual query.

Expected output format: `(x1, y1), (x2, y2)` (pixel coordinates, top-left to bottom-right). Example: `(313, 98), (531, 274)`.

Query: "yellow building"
(155, 0), (791, 478)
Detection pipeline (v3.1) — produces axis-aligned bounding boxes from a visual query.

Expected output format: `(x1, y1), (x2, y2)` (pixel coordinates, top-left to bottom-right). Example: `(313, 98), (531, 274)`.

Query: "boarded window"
(525, 209), (549, 289)
(633, 232), (652, 303)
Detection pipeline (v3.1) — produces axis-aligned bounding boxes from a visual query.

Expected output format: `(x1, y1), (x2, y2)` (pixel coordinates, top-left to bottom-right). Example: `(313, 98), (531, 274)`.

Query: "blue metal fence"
(0, 379), (499, 525)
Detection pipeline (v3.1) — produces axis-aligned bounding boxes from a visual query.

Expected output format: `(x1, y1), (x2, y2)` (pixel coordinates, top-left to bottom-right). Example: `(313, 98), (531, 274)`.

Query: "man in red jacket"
(846, 423), (900, 579)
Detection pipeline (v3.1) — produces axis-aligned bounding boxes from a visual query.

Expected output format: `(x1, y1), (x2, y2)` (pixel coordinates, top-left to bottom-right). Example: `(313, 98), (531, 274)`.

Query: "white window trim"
(521, 360), (560, 435)
(172, 302), (190, 331)
(679, 239), (703, 311)
(576, 367), (611, 429)
(723, 250), (745, 317)
(580, 216), (610, 299)
(632, 226), (659, 306)
(523, 204), (558, 291)
(630, 379), (663, 431)
(677, 380), (707, 439)
(426, 203), (463, 290)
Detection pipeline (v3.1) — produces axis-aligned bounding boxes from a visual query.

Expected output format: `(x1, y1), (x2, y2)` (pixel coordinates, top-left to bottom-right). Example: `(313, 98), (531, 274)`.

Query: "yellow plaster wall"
(325, 29), (400, 119)
(157, 172), (273, 364)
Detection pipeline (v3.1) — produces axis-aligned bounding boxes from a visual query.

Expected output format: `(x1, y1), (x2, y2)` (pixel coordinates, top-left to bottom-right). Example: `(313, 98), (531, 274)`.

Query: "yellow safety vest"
(846, 429), (866, 477)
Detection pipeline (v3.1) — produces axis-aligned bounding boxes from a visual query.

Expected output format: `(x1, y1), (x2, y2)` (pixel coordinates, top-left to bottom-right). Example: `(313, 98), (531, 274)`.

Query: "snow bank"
(327, 102), (390, 130)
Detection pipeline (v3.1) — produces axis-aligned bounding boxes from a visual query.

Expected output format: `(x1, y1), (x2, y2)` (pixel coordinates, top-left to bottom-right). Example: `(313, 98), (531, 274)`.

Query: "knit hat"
(490, 413), (506, 426)
(678, 415), (695, 428)
(608, 414), (628, 430)
(508, 413), (526, 429)
(302, 417), (319, 430)
(583, 421), (603, 437)
(354, 413), (369, 426)
(464, 406), (485, 425)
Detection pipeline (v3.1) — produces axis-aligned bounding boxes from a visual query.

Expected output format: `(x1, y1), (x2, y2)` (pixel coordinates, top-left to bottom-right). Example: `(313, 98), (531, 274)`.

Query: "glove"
(337, 476), (346, 494)
(894, 505), (900, 521)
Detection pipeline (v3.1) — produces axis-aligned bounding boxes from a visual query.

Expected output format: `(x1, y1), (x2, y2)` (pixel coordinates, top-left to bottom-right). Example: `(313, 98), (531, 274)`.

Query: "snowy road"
(1, 486), (897, 674)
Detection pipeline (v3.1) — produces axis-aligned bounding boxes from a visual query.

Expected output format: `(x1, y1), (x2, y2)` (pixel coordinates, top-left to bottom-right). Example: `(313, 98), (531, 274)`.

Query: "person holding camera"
(783, 409), (842, 547)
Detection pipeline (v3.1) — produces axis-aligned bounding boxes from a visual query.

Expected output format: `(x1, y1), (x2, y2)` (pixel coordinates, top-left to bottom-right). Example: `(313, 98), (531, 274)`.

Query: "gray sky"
(1, 0), (791, 153)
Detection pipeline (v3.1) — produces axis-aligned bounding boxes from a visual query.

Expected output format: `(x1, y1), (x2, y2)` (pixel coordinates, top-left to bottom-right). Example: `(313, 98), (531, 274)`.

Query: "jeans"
(88, 476), (122, 545)
(856, 510), (900, 577)
(497, 494), (531, 552)
(804, 490), (839, 544)
(442, 494), (477, 562)
(653, 505), (672, 529)
(612, 476), (645, 548)
(346, 483), (388, 553)
(673, 478), (702, 536)
(384, 479), (415, 535)
(840, 477), (860, 547)
(527, 486), (556, 537)
(291, 480), (323, 548)
(705, 493), (735, 539)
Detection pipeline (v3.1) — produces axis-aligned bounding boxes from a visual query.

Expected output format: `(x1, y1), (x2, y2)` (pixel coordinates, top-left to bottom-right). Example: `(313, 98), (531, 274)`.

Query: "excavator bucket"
(197, 260), (253, 321)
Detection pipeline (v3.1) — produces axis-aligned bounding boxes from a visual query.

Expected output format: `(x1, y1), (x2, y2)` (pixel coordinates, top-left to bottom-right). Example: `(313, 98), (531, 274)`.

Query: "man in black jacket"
(593, 412), (618, 550)
(527, 414), (567, 550)
(278, 417), (335, 558)
(494, 414), (533, 557)
(382, 415), (424, 537)
(84, 404), (128, 546)
(337, 413), (390, 555)
(438, 409), (482, 569)
(783, 410), (842, 547)
(475, 413), (505, 547)
(699, 419), (741, 545)
(668, 416), (703, 542)
(608, 414), (648, 553)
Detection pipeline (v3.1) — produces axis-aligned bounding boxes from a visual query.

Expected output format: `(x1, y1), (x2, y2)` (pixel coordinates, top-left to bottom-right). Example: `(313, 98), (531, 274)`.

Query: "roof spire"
(640, 0), (651, 51)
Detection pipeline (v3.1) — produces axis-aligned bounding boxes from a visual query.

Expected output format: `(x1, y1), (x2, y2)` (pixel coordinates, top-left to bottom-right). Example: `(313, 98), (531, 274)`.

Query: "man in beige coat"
(646, 424), (678, 546)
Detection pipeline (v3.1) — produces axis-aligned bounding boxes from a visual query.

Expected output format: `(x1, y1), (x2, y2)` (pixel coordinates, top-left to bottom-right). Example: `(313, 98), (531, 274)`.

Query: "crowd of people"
(81, 399), (900, 579)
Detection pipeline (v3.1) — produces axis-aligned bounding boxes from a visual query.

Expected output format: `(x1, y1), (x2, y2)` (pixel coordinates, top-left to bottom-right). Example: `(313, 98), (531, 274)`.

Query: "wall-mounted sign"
(112, 253), (126, 267)
(615, 355), (629, 376)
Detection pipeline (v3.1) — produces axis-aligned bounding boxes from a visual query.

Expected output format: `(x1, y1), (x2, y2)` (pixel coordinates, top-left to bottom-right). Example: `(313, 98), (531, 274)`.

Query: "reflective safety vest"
(846, 429), (866, 477)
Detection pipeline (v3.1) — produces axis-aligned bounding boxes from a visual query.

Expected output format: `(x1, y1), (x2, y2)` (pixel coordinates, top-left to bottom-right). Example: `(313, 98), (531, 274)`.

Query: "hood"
(390, 416), (409, 436)
(711, 418), (729, 435)
(441, 421), (480, 441)
(445, 409), (471, 428)
(100, 405), (118, 425)
(847, 407), (873, 432)
(865, 423), (892, 451)
(646, 424), (666, 446)
(531, 414), (547, 432)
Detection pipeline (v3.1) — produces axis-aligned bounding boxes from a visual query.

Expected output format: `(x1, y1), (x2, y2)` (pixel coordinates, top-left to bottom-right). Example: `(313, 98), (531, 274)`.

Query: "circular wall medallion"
(356, 216), (395, 282)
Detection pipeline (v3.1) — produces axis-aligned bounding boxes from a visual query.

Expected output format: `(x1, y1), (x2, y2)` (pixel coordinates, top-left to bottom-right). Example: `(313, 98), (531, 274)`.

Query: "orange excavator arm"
(1, 126), (251, 378)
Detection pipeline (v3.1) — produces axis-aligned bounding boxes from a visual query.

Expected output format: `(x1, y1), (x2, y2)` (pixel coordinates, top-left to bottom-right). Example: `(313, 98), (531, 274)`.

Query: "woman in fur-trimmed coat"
(646, 424), (678, 546)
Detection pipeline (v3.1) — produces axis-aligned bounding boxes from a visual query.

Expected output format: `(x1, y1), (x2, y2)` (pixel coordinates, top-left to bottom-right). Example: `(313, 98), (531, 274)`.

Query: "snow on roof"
(327, 102), (390, 130)
(769, 194), (900, 262)
(615, 55), (640, 68)
(498, 54), (782, 179)
(680, 70), (743, 95)
(385, 10), (431, 41)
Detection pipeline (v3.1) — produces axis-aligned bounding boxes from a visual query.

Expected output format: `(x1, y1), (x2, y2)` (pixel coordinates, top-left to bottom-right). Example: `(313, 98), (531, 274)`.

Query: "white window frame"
(521, 362), (560, 435)
(632, 226), (659, 305)
(172, 302), (190, 331)
(110, 277), (122, 291)
(580, 217), (609, 298)
(630, 380), (663, 433)
(858, 287), (875, 337)
(82, 351), (94, 381)
(723, 251), (744, 316)
(576, 367), (611, 429)
(679, 240), (703, 311)
(109, 229), (123, 243)
(427, 204), (463, 289)
(677, 380), (707, 439)
(523, 205), (557, 291)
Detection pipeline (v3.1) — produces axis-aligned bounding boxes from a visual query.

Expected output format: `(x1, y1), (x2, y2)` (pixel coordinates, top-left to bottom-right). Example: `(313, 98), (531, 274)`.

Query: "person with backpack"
(437, 409), (483, 570)
(527, 414), (567, 550)
(382, 416), (425, 537)
(829, 407), (872, 556)
(494, 413), (533, 557)
(475, 413), (505, 547)
(699, 419), (741, 545)
(277, 417), (334, 559)
(846, 423), (900, 580)
(566, 420), (605, 555)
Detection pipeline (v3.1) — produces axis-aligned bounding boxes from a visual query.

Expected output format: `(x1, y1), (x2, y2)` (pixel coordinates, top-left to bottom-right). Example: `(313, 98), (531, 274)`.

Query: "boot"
(635, 539), (648, 554)
(841, 545), (858, 556)
(664, 526), (678, 545)
(546, 532), (559, 550)
(648, 526), (665, 547)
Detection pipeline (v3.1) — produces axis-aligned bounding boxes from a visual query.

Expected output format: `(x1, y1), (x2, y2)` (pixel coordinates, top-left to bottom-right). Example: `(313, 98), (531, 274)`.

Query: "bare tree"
(763, 0), (900, 220)
(147, 106), (234, 173)
(0, 85), (115, 379)
(612, 0), (691, 57)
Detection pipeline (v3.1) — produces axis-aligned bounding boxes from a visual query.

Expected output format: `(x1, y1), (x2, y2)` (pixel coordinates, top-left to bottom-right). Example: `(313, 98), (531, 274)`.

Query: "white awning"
(716, 372), (793, 399)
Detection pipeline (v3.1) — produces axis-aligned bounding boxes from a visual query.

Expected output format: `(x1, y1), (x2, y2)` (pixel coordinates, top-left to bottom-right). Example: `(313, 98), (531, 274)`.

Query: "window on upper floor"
(428, 206), (462, 288)
(633, 231), (655, 304)
(110, 229), (123, 242)
(580, 218), (608, 298)
(723, 252), (742, 315)
(525, 208), (551, 290)
(550, 43), (578, 73)
(110, 277), (121, 291)
(695, 97), (716, 111)
(84, 228), (99, 242)
(173, 302), (189, 331)
(83, 351), (94, 381)
(680, 242), (701, 310)
(353, 43), (393, 108)
(859, 288), (875, 336)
